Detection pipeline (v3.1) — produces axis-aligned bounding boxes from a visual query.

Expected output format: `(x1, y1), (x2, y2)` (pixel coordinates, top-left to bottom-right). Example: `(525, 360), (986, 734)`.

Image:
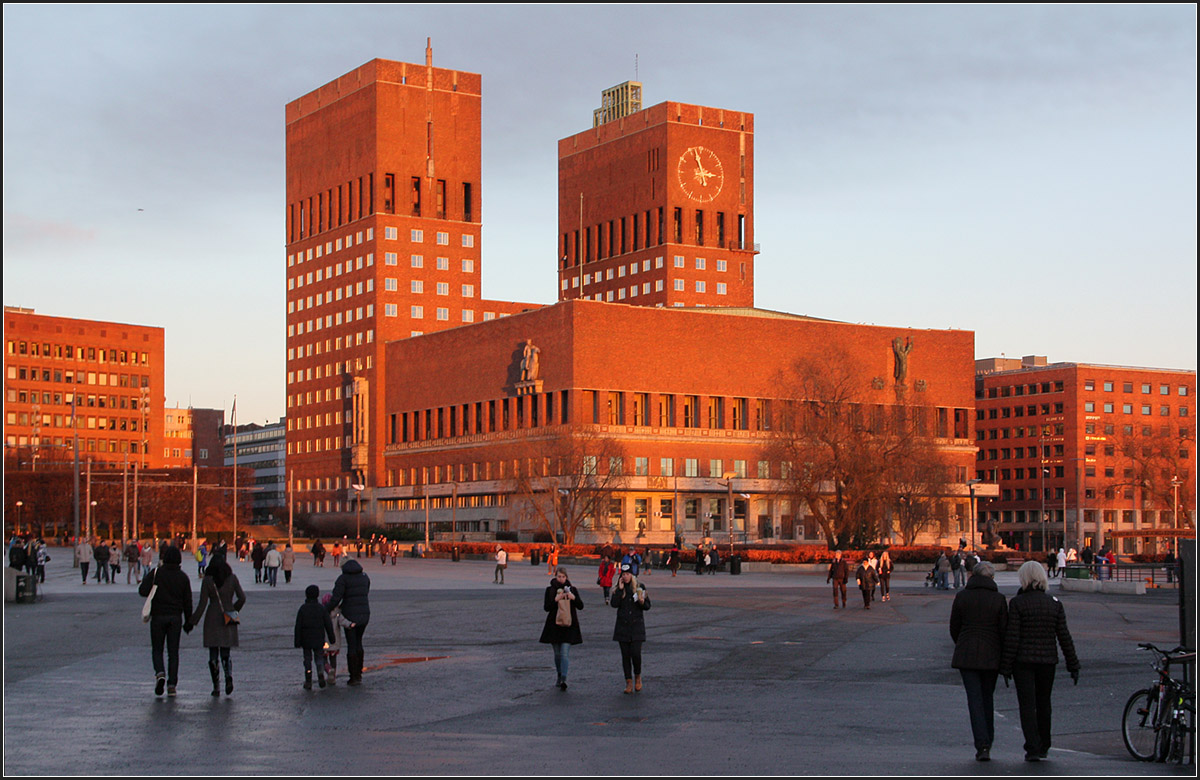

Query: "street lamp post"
(15, 501), (23, 536)
(966, 479), (982, 550)
(352, 483), (365, 545)
(1171, 475), (1182, 558)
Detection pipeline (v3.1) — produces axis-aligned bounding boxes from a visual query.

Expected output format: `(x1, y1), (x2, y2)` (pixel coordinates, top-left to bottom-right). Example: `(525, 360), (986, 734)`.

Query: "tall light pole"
(352, 483), (365, 544)
(15, 501), (23, 536)
(1171, 475), (1182, 558)
(966, 479), (982, 550)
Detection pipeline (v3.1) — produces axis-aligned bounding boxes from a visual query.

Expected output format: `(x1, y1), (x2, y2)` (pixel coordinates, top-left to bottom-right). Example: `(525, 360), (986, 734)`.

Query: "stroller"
(924, 564), (938, 588)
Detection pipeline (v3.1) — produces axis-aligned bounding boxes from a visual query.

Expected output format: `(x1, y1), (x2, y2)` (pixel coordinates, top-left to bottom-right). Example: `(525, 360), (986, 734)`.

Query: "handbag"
(141, 570), (158, 623)
(223, 610), (240, 625)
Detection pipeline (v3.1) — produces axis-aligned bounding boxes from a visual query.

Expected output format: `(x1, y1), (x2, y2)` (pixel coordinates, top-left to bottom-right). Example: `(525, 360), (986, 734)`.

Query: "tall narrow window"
(384, 174), (395, 214)
(436, 180), (446, 220)
(411, 177), (422, 217)
(695, 210), (704, 246)
(717, 212), (726, 248)
(463, 182), (473, 222)
(673, 208), (683, 243)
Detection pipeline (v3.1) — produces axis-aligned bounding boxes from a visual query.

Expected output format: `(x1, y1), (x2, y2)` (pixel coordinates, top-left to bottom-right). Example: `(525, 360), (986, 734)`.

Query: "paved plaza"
(2, 549), (1192, 776)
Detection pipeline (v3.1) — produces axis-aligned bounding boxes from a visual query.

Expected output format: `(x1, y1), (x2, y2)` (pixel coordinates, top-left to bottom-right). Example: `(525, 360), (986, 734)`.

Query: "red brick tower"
(558, 84), (756, 308)
(285, 45), (533, 520)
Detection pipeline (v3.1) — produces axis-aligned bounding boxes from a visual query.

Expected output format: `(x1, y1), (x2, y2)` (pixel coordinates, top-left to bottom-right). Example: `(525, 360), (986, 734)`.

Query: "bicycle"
(1122, 642), (1195, 764)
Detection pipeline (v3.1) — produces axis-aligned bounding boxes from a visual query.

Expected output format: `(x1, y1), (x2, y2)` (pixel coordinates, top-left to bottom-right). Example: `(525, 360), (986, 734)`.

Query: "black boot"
(208, 660), (221, 697)
(347, 653), (362, 686)
(222, 656), (234, 695)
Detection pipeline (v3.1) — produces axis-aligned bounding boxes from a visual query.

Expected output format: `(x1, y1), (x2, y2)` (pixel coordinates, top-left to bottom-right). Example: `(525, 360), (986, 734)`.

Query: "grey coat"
(193, 573), (246, 648)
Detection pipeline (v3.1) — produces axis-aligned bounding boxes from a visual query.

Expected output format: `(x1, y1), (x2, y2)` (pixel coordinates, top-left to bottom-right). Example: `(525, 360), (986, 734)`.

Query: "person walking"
(190, 550), (246, 696)
(1000, 560), (1082, 762)
(936, 552), (952, 590)
(855, 557), (879, 609)
(138, 546), (195, 697)
(331, 541), (343, 568)
(597, 555), (616, 603)
(610, 563), (651, 694)
(250, 542), (265, 584)
(139, 541), (154, 578)
(494, 545), (508, 584)
(950, 548), (964, 589)
(33, 539), (49, 583)
(319, 592), (355, 685)
(546, 546), (559, 576)
(539, 567), (583, 691)
(1045, 549), (1058, 579)
(1055, 548), (1066, 579)
(195, 541), (207, 579)
(264, 543), (282, 587)
(950, 561), (1008, 762)
(826, 550), (849, 609)
(93, 539), (111, 584)
(311, 539), (324, 567)
(295, 585), (335, 690)
(281, 544), (296, 585)
(878, 550), (894, 602)
(124, 540), (141, 584)
(325, 557), (371, 686)
(75, 537), (94, 585)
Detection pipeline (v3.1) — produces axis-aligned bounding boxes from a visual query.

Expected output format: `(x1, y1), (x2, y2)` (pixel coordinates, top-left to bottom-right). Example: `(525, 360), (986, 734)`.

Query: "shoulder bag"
(141, 570), (158, 623)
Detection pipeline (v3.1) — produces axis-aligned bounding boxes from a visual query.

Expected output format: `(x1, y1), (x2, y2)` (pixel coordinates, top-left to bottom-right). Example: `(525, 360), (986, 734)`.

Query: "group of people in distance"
(824, 549), (894, 608)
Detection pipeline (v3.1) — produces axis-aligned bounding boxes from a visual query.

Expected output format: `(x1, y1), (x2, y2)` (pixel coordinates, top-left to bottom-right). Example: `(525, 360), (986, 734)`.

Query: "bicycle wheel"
(1123, 688), (1160, 761)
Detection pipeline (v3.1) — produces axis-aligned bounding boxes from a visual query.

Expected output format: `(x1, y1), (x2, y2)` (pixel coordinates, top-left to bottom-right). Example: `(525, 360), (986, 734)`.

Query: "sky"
(3, 4), (1196, 426)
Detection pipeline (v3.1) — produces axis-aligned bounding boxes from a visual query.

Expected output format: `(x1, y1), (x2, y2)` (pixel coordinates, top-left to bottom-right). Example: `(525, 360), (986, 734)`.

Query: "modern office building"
(558, 84), (756, 308)
(4, 306), (166, 471)
(284, 45), (537, 524)
(224, 418), (287, 523)
(974, 356), (1195, 554)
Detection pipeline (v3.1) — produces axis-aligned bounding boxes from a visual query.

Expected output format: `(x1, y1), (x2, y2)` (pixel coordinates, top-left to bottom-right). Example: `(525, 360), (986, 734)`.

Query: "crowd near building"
(5, 43), (1195, 551)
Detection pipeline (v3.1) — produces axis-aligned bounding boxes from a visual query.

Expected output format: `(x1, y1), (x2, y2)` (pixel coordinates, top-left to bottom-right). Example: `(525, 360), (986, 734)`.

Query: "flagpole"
(232, 396), (238, 546)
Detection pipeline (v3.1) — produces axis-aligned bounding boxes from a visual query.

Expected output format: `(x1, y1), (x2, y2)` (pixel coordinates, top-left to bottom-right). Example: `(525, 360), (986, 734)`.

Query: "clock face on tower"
(676, 146), (724, 203)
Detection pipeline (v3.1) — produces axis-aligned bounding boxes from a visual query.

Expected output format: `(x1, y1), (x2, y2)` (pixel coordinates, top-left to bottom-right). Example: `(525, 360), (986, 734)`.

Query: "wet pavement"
(3, 549), (1192, 775)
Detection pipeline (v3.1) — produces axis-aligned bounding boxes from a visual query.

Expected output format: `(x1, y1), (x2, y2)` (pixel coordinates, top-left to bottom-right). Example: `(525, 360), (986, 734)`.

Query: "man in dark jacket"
(296, 584), (335, 689)
(826, 550), (849, 609)
(138, 545), (194, 697)
(326, 559), (370, 685)
(250, 542), (266, 583)
(93, 539), (111, 584)
(854, 558), (879, 609)
(950, 562), (1008, 761)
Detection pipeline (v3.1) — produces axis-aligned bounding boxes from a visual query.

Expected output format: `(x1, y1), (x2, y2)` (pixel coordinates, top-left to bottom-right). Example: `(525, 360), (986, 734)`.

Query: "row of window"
(5, 435), (147, 454)
(1084, 401), (1189, 417)
(7, 389), (149, 410)
(6, 412), (145, 432)
(6, 367), (151, 390)
(287, 354), (373, 387)
(6, 341), (151, 365)
(561, 208), (748, 265)
(1085, 380), (1189, 396)
(288, 228), (372, 264)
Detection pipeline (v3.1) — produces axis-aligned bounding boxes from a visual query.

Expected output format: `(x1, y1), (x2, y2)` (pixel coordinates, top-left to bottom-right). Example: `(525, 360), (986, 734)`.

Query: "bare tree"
(765, 351), (956, 549)
(1104, 423), (1195, 531)
(506, 427), (628, 545)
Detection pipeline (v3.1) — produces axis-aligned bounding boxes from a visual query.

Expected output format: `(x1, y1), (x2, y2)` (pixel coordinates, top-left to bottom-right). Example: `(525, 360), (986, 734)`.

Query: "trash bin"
(14, 574), (37, 603)
(729, 556), (742, 575)
(530, 549), (540, 566)
(451, 547), (460, 563)
(1063, 565), (1088, 579)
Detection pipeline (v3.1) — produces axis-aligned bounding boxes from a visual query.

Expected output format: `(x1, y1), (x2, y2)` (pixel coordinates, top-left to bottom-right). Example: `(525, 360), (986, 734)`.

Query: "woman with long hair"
(878, 550), (894, 602)
(191, 549), (247, 696)
(610, 563), (651, 693)
(539, 567), (583, 690)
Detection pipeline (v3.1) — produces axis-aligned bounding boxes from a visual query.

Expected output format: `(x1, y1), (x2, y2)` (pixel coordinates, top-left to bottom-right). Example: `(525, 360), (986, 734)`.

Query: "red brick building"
(4, 306), (166, 471)
(284, 47), (537, 520)
(162, 405), (225, 469)
(975, 356), (1196, 554)
(558, 85), (756, 308)
(377, 300), (977, 545)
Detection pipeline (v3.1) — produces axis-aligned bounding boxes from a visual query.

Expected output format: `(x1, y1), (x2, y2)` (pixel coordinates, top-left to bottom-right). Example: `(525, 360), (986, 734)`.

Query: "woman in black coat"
(949, 561), (1008, 761)
(191, 551), (246, 696)
(326, 558), (371, 686)
(1000, 560), (1081, 762)
(610, 563), (651, 693)
(539, 567), (583, 690)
